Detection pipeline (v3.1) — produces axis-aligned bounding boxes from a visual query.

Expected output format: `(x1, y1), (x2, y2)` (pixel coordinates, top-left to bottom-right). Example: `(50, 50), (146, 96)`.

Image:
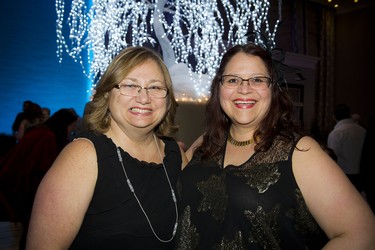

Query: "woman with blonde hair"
(27, 46), (187, 249)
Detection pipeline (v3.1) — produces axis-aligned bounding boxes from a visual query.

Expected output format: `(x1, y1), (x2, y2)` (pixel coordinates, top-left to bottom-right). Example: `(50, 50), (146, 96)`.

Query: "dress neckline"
(222, 135), (257, 169)
(102, 133), (169, 168)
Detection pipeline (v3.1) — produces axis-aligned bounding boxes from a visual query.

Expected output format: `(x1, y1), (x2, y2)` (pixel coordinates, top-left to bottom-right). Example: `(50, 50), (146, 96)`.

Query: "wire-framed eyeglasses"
(114, 84), (169, 99)
(220, 75), (272, 90)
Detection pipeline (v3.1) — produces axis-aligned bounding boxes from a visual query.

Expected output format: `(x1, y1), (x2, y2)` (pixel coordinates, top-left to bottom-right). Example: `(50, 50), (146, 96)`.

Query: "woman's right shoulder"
(73, 136), (95, 146)
(41, 136), (98, 191)
(185, 135), (204, 161)
(58, 138), (96, 165)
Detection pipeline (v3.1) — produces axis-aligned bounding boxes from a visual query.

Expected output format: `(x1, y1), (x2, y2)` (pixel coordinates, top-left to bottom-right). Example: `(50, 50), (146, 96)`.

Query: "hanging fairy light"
(55, 0), (281, 101)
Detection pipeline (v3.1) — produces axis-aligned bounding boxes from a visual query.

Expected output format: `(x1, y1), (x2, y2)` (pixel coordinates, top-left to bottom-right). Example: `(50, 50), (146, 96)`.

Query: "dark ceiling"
(308, 0), (375, 14)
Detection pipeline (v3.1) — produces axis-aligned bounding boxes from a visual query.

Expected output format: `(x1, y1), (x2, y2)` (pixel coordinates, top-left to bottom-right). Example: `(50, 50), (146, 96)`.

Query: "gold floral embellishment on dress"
(197, 174), (227, 222)
(175, 206), (199, 250)
(232, 163), (281, 193)
(214, 231), (245, 250)
(244, 205), (281, 250)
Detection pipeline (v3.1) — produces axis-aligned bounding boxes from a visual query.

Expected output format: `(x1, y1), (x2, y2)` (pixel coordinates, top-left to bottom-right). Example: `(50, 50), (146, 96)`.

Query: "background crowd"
(0, 101), (80, 248)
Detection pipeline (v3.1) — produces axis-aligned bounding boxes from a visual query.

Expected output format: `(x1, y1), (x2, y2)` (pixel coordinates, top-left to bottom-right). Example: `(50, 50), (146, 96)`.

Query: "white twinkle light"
(55, 0), (281, 101)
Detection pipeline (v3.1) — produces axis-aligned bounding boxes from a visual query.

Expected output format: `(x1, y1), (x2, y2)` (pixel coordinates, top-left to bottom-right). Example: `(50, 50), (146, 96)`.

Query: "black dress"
(70, 132), (181, 249)
(175, 135), (328, 250)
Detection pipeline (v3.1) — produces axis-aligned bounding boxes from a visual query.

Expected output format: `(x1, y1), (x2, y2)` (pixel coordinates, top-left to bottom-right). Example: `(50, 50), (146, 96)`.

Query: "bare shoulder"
(291, 136), (375, 245)
(295, 135), (321, 150)
(292, 135), (334, 171)
(27, 138), (98, 248)
(60, 138), (96, 162)
(291, 135), (352, 214)
(44, 138), (97, 181)
(69, 137), (96, 154)
(34, 137), (98, 218)
(293, 135), (332, 162)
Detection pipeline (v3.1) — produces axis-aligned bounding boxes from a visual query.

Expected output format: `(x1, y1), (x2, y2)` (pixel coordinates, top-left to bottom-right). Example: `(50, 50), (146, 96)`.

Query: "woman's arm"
(293, 136), (375, 249)
(185, 135), (203, 161)
(179, 145), (189, 170)
(26, 138), (98, 250)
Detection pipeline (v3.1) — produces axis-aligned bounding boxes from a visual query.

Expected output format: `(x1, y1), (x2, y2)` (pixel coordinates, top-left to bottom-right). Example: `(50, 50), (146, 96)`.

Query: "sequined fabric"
(175, 136), (328, 249)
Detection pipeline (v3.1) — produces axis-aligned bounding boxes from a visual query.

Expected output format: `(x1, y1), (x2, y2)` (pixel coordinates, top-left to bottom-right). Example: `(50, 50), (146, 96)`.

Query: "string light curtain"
(55, 0), (281, 101)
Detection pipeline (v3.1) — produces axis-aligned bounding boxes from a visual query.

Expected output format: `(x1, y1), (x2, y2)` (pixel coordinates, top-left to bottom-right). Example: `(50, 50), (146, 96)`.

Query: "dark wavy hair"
(195, 43), (299, 160)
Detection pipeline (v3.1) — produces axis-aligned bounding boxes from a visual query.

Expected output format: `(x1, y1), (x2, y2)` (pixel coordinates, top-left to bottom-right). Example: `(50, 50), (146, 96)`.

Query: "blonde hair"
(85, 46), (178, 137)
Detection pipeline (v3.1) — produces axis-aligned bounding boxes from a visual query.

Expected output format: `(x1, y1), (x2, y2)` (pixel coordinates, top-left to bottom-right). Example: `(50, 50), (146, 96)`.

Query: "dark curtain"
(315, 7), (335, 144)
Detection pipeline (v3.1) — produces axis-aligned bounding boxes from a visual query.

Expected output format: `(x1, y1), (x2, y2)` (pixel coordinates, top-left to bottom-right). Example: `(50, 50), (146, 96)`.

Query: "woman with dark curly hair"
(175, 43), (375, 249)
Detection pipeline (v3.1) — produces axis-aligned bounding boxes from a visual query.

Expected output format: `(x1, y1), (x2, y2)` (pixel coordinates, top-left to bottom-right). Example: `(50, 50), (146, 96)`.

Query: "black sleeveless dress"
(175, 135), (328, 250)
(70, 132), (181, 249)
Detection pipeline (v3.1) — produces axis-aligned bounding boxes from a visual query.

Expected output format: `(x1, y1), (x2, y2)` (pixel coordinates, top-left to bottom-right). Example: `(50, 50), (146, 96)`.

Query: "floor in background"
(0, 222), (22, 250)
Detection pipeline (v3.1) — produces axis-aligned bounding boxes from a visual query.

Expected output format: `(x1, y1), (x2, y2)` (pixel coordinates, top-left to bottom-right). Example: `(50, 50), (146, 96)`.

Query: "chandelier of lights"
(55, 0), (282, 102)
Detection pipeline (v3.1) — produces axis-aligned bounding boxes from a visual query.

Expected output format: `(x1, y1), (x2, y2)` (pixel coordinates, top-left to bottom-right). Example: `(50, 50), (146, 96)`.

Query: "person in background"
(26, 46), (188, 249)
(351, 113), (365, 128)
(0, 108), (79, 249)
(175, 43), (375, 249)
(11, 100), (33, 137)
(15, 102), (44, 141)
(327, 104), (366, 192)
(351, 113), (361, 124)
(14, 102), (43, 142)
(41, 107), (51, 123)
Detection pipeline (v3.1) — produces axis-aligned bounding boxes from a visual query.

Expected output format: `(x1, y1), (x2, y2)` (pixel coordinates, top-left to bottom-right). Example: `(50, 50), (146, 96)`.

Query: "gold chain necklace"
(227, 133), (254, 147)
(116, 134), (178, 242)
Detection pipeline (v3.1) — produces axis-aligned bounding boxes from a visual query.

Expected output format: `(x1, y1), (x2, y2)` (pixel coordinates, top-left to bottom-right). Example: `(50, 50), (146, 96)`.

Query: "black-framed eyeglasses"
(220, 75), (272, 90)
(114, 84), (169, 99)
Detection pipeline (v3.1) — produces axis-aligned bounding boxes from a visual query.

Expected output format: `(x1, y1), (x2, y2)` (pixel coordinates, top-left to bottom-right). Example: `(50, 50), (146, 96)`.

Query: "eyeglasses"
(114, 84), (169, 99)
(220, 75), (272, 90)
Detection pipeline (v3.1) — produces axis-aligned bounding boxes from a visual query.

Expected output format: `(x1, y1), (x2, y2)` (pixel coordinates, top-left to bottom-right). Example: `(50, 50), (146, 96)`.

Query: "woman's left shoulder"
(162, 136), (188, 169)
(162, 136), (178, 148)
(292, 135), (333, 165)
(295, 135), (321, 150)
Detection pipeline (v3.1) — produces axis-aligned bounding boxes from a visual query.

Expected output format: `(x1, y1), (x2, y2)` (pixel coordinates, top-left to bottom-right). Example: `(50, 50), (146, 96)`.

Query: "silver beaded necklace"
(116, 134), (178, 243)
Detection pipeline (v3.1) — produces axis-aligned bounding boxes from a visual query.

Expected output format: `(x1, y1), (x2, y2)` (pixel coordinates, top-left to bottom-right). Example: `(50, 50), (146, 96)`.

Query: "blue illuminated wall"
(0, 0), (90, 135)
